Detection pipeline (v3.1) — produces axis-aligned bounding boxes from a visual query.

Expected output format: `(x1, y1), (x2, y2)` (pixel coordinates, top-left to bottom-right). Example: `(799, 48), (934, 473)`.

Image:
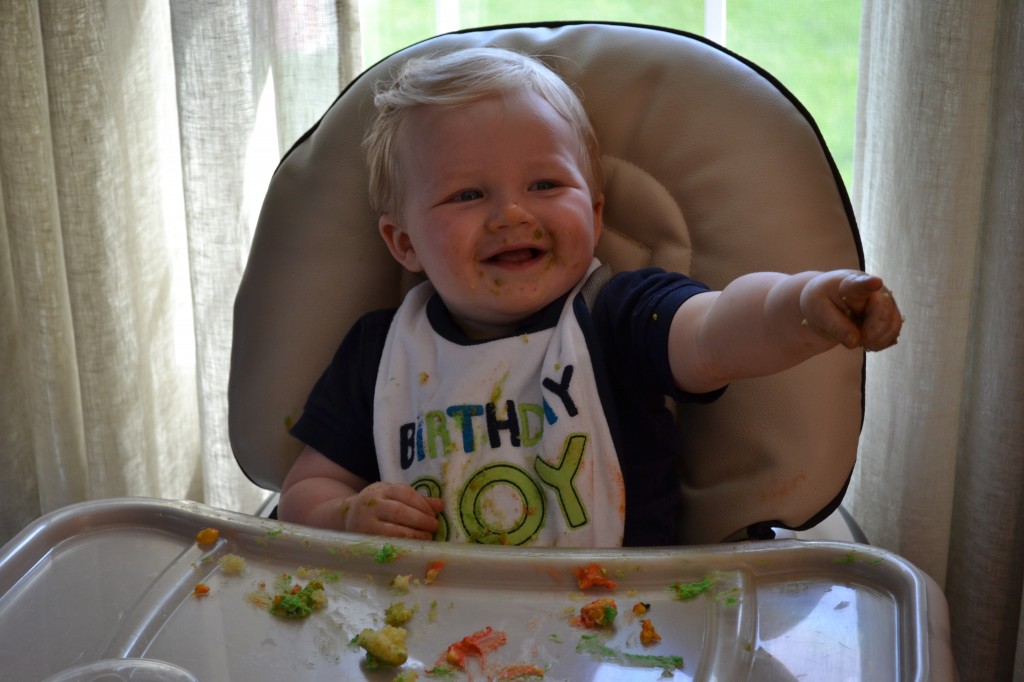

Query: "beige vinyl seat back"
(229, 22), (865, 544)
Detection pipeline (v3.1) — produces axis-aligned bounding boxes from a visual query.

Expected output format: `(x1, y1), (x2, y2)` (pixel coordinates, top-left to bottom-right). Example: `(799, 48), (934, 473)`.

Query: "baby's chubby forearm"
(278, 471), (361, 531)
(280, 446), (444, 539)
(669, 270), (902, 393)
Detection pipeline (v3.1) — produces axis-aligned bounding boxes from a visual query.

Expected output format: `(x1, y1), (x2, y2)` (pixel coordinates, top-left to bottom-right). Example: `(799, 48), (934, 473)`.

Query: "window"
(356, 0), (860, 185)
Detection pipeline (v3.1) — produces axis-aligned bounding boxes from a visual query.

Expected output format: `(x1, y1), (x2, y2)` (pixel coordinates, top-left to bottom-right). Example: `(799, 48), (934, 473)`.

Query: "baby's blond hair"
(364, 46), (604, 218)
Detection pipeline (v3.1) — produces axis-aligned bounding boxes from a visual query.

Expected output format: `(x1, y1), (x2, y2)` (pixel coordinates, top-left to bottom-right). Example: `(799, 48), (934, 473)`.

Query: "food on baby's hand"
(574, 562), (617, 590)
(571, 597), (618, 628)
(356, 625), (409, 667)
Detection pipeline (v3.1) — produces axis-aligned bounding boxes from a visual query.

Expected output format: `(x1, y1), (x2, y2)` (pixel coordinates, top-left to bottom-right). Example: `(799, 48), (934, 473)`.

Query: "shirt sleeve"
(288, 309), (395, 483)
(592, 268), (725, 403)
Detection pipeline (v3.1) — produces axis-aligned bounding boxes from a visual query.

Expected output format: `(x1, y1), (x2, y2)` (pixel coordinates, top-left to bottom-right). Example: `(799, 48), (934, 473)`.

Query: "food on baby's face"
(195, 528), (219, 545)
(356, 625), (409, 667)
(571, 597), (617, 628)
(574, 563), (617, 591)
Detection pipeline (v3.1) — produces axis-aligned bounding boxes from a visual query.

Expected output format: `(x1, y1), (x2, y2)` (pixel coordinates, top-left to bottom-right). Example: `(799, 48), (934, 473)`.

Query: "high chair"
(229, 21), (865, 545)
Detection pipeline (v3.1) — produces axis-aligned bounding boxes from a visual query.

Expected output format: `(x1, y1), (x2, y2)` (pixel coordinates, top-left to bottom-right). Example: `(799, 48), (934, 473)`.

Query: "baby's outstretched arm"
(669, 270), (902, 394)
(279, 445), (444, 539)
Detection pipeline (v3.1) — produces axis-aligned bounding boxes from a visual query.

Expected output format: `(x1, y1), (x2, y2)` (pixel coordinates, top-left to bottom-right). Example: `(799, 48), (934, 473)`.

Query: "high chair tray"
(0, 498), (953, 681)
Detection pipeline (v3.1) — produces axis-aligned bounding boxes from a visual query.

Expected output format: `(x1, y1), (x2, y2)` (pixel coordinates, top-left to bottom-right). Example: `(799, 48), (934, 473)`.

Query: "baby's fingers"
(389, 486), (445, 530)
(858, 288), (903, 351)
(836, 273), (885, 314)
(802, 309), (862, 349)
(370, 501), (439, 540)
(348, 483), (443, 539)
(801, 271), (902, 352)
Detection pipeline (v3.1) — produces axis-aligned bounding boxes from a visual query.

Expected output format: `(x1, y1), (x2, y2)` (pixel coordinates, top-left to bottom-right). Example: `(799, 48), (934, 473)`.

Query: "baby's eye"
(450, 189), (483, 203)
(529, 180), (559, 191)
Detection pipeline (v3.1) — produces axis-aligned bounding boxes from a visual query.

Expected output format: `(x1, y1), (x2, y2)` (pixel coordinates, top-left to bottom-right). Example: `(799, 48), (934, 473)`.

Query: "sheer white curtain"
(850, 0), (1023, 678)
(0, 0), (360, 545)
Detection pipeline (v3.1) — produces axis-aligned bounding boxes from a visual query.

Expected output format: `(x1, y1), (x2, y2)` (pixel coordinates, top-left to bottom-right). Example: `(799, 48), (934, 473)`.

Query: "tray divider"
(97, 538), (225, 658)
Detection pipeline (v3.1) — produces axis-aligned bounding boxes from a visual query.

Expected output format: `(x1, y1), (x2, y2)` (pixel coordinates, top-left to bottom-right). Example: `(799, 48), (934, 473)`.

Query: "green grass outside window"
(358, 0), (859, 186)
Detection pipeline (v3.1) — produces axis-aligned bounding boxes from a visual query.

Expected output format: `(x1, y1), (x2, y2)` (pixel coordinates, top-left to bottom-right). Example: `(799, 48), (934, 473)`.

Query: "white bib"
(373, 264), (625, 547)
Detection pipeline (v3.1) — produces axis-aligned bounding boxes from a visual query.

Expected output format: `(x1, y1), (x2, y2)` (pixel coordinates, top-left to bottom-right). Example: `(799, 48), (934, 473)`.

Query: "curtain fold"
(851, 0), (1023, 678)
(170, 0), (272, 516)
(0, 0), (360, 544)
(1, 1), (77, 531)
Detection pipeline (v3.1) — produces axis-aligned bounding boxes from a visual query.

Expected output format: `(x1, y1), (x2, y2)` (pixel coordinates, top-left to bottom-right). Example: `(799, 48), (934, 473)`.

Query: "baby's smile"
(484, 247), (547, 266)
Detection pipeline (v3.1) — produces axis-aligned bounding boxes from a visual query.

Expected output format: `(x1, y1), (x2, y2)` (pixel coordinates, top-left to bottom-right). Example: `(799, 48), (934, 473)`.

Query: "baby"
(279, 47), (902, 547)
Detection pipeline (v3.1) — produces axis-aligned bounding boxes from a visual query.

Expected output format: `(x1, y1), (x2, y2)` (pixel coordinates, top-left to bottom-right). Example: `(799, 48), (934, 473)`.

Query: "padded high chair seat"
(229, 22), (864, 544)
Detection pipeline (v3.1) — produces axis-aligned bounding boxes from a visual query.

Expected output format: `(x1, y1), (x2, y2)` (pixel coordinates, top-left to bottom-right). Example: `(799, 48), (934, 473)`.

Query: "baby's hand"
(800, 271), (903, 351)
(341, 482), (444, 540)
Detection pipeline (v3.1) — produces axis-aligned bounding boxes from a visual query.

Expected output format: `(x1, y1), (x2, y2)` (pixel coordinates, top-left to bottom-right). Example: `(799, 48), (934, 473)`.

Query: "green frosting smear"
(374, 543), (399, 563)
(670, 575), (716, 600)
(575, 634), (684, 674)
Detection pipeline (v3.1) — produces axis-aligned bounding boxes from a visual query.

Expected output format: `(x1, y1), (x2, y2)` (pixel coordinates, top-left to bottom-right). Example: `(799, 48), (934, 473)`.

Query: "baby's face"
(378, 91), (603, 339)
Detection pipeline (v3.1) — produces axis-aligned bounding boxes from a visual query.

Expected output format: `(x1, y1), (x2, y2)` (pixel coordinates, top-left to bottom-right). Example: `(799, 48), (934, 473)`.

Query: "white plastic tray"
(0, 498), (954, 681)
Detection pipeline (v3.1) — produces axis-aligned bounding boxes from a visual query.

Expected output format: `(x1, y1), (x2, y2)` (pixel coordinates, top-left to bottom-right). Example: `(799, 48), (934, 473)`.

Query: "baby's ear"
(378, 215), (423, 273)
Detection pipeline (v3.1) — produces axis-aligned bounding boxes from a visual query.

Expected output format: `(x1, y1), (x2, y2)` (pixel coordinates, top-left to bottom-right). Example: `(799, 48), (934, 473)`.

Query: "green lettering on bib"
(458, 464), (544, 545)
(518, 403), (545, 447)
(424, 410), (453, 459)
(534, 433), (588, 529)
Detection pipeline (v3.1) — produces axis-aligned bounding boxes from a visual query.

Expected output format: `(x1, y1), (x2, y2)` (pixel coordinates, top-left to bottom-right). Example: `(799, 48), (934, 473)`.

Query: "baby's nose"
(496, 201), (531, 226)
